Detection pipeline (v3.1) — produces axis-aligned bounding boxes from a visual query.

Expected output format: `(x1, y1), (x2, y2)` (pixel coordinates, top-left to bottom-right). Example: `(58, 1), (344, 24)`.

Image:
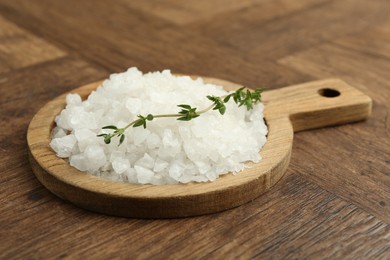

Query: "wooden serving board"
(27, 77), (372, 218)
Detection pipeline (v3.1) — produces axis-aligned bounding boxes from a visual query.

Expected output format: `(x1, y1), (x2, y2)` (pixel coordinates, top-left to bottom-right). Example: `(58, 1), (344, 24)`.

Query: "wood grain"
(1, 0), (390, 258)
(121, 0), (267, 25)
(0, 0), (311, 88)
(27, 78), (371, 218)
(279, 30), (390, 222)
(0, 15), (65, 74)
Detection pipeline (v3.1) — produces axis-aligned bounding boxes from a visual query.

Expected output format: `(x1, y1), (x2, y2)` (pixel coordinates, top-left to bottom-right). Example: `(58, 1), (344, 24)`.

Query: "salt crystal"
(70, 154), (88, 171)
(169, 163), (183, 180)
(179, 173), (194, 183)
(55, 110), (71, 130)
(206, 171), (217, 181)
(124, 168), (137, 183)
(126, 98), (142, 115)
(154, 158), (169, 172)
(150, 174), (164, 185)
(178, 126), (191, 140)
(112, 157), (130, 174)
(194, 161), (211, 174)
(162, 129), (180, 147)
(84, 145), (106, 171)
(133, 127), (150, 145)
(146, 133), (161, 149)
(66, 93), (82, 107)
(134, 153), (154, 169)
(109, 150), (125, 161)
(68, 108), (97, 130)
(135, 166), (154, 184)
(74, 129), (97, 152)
(50, 135), (77, 158)
(50, 67), (268, 184)
(51, 126), (67, 139)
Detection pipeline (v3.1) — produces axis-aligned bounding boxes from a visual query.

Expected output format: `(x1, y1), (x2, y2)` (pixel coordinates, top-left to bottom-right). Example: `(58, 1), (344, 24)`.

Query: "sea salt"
(50, 135), (76, 158)
(50, 67), (268, 184)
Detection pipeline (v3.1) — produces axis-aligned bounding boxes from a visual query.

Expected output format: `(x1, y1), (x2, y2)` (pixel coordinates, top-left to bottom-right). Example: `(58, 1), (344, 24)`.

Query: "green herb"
(97, 87), (263, 145)
(177, 104), (199, 121)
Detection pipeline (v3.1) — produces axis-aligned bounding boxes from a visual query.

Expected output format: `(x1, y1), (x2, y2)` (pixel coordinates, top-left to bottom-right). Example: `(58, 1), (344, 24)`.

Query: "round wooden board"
(27, 77), (372, 218)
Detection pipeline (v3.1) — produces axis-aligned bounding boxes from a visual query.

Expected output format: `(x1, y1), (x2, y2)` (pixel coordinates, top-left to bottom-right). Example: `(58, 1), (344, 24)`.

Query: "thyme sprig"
(98, 87), (263, 145)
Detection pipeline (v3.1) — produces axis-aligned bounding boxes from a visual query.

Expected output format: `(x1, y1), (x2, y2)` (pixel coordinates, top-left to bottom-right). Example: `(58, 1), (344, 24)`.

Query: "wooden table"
(1, 0), (389, 258)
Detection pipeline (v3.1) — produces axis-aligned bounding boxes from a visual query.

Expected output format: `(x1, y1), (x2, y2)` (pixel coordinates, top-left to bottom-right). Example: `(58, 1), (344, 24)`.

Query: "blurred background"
(1, 0), (388, 89)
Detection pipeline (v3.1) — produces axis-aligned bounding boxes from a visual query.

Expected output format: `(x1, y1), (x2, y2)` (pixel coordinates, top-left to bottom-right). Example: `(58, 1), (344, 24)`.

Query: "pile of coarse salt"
(50, 68), (268, 184)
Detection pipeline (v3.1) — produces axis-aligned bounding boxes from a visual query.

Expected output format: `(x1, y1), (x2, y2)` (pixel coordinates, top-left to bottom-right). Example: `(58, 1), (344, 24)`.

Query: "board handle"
(262, 79), (372, 132)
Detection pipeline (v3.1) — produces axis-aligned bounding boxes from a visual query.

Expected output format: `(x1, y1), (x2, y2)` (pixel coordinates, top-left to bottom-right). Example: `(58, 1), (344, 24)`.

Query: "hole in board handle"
(318, 88), (340, 98)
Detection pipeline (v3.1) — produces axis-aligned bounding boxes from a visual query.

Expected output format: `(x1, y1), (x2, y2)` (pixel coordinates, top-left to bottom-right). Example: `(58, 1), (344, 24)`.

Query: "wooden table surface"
(1, 0), (389, 258)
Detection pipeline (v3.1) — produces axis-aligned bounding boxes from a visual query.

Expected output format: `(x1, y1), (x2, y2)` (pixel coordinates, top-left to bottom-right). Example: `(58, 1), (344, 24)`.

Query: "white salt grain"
(124, 168), (137, 183)
(135, 166), (154, 184)
(134, 153), (154, 169)
(112, 157), (131, 174)
(70, 154), (88, 172)
(84, 145), (106, 172)
(74, 128), (97, 152)
(50, 67), (268, 184)
(153, 158), (169, 172)
(169, 163), (183, 179)
(51, 126), (67, 139)
(50, 135), (77, 158)
(66, 93), (82, 107)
